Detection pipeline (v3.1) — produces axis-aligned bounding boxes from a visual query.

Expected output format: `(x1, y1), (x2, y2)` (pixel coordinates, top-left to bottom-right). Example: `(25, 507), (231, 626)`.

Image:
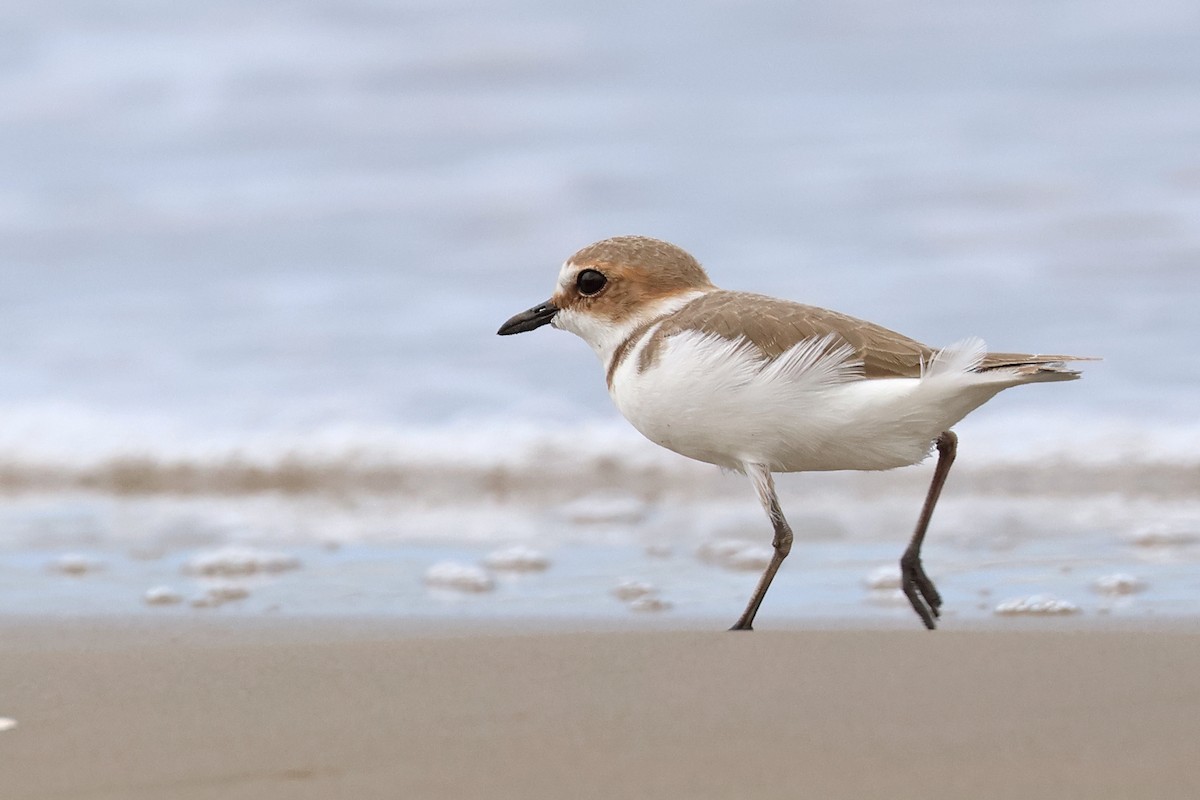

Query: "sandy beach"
(5, 1), (1200, 797)
(3, 619), (1198, 800)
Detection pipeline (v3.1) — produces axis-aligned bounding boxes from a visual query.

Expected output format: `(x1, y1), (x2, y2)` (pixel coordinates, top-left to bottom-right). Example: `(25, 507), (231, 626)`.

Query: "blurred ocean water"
(0, 2), (1198, 621)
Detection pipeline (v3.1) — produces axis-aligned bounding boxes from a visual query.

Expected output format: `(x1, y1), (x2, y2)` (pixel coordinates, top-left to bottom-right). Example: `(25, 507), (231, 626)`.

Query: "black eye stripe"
(576, 269), (607, 296)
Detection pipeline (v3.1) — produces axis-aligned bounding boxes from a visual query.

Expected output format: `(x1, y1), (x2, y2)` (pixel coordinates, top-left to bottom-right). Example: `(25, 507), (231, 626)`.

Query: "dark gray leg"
(900, 430), (958, 630)
(730, 464), (793, 631)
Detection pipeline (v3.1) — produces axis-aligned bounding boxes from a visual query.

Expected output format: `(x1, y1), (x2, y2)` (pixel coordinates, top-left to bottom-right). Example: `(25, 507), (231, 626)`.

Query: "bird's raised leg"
(729, 463), (793, 631)
(901, 430), (957, 630)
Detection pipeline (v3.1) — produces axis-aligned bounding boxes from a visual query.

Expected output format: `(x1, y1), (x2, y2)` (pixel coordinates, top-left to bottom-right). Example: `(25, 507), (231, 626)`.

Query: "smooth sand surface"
(2, 619), (1199, 799)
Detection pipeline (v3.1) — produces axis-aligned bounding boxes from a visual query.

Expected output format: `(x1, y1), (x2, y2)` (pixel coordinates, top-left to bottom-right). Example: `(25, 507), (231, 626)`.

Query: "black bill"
(497, 301), (558, 335)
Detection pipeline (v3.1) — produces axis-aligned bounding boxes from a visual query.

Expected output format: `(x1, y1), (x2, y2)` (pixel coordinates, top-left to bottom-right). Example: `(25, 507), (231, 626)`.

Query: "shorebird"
(498, 236), (1089, 630)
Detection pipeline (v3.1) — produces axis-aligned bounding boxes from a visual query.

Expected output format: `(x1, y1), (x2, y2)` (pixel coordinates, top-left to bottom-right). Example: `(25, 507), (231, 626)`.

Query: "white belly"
(610, 330), (1009, 472)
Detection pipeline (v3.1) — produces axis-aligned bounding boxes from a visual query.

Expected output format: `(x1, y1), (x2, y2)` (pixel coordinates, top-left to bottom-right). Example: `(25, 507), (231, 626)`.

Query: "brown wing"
(652, 291), (934, 378)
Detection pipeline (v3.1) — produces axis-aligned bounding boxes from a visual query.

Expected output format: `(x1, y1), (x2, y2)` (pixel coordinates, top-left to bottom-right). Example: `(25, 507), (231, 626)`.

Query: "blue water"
(2, 0), (1198, 449)
(1, 0), (1198, 622)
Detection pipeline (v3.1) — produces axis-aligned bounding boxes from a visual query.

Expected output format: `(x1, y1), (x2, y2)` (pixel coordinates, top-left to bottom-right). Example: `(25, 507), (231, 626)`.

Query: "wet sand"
(2, 619), (1199, 800)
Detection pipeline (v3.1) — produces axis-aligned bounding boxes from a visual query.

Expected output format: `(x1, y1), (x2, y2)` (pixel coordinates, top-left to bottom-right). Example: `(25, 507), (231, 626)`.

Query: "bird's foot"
(900, 551), (941, 630)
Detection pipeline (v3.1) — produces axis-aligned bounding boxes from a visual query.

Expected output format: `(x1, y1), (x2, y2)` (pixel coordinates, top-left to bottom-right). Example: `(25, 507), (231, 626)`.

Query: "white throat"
(553, 289), (712, 367)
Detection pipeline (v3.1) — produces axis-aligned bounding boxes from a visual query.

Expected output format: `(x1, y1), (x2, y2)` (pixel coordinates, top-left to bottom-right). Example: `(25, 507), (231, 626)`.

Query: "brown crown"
(568, 236), (714, 293)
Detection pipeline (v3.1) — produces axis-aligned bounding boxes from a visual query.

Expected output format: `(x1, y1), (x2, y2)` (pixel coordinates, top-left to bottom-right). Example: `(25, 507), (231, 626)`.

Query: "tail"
(912, 340), (1093, 437)
(975, 351), (1098, 383)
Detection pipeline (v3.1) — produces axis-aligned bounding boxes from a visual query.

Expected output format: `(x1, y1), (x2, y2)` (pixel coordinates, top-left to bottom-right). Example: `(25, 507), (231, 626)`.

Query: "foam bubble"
(611, 579), (656, 601)
(994, 594), (1080, 616)
(190, 583), (251, 608)
(697, 540), (773, 572)
(863, 565), (902, 590)
(1092, 574), (1146, 595)
(183, 546), (301, 577)
(143, 585), (184, 606)
(48, 554), (103, 576)
(483, 545), (550, 572)
(424, 562), (495, 593)
(629, 596), (672, 612)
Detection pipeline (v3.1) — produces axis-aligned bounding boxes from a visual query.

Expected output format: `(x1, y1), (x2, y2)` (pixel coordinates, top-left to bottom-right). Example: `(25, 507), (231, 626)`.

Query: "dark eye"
(576, 269), (607, 296)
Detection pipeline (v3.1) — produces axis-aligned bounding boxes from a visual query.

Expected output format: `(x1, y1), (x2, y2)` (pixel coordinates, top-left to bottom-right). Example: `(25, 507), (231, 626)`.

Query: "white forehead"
(555, 260), (577, 291)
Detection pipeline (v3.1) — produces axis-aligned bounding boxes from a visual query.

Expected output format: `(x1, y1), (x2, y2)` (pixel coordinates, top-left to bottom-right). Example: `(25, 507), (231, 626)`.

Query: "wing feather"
(645, 291), (933, 378)
(636, 290), (1095, 382)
